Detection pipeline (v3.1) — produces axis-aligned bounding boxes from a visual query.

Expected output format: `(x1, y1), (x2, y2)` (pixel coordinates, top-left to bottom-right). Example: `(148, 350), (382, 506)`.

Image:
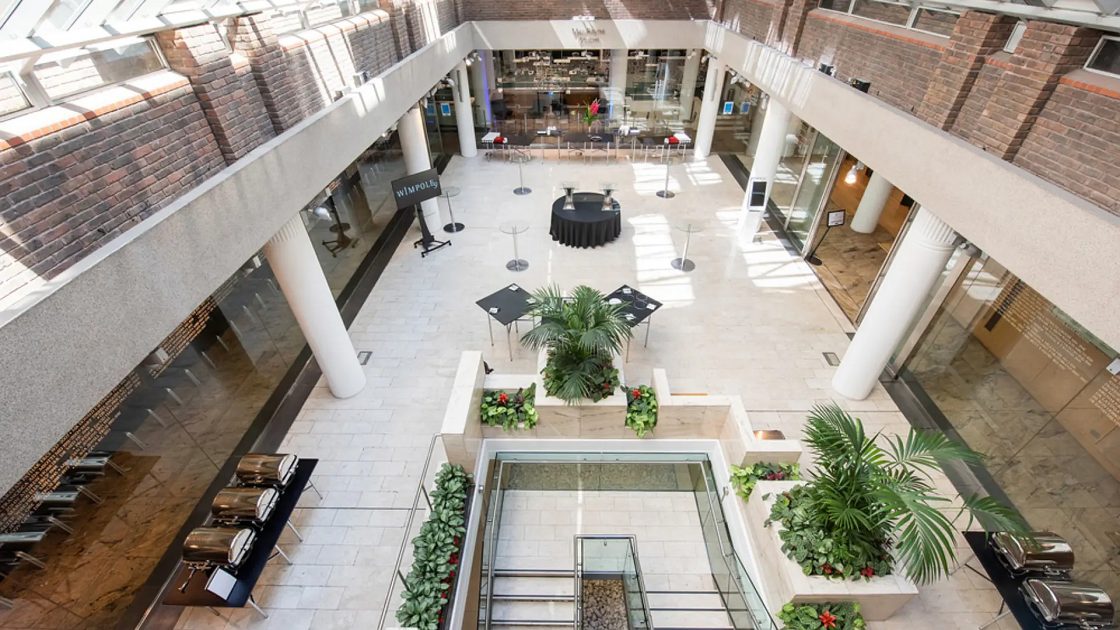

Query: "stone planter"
(740, 480), (918, 621)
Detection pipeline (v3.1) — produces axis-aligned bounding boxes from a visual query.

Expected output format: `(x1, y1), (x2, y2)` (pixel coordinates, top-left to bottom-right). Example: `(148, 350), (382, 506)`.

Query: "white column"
(453, 62), (477, 158)
(264, 215), (365, 399)
(850, 171), (894, 234)
(397, 105), (439, 223)
(484, 50), (497, 94)
(608, 49), (628, 121)
(469, 53), (492, 127)
(832, 208), (958, 400)
(678, 50), (702, 122)
(748, 95), (791, 202)
(693, 61), (725, 159)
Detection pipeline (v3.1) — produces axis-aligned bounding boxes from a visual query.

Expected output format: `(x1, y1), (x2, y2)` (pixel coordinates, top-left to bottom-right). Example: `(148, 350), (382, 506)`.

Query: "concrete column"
(693, 61), (725, 159)
(608, 49), (628, 121)
(832, 208), (958, 400)
(453, 62), (477, 157)
(469, 52), (492, 126)
(264, 215), (365, 399)
(679, 50), (702, 122)
(747, 95), (792, 205)
(484, 50), (497, 93)
(850, 171), (894, 234)
(398, 105), (439, 223)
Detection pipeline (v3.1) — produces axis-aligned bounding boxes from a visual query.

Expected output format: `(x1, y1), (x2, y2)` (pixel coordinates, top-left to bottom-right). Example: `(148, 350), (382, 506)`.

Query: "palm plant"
(521, 285), (632, 403)
(789, 403), (1025, 585)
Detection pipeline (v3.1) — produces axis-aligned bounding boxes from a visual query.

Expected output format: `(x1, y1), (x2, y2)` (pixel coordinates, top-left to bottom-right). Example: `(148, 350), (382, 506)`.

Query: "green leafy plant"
(778, 601), (865, 630)
(521, 285), (631, 404)
(480, 384), (539, 431)
(730, 462), (800, 501)
(766, 403), (1025, 585)
(623, 384), (658, 437)
(396, 464), (471, 630)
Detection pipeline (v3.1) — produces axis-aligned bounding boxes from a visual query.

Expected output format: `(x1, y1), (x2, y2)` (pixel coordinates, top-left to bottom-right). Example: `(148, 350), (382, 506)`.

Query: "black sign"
(391, 168), (441, 209)
(749, 180), (767, 208)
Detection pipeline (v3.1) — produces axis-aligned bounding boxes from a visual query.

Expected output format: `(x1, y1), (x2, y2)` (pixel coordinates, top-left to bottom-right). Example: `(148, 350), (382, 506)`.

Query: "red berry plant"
(396, 464), (471, 630)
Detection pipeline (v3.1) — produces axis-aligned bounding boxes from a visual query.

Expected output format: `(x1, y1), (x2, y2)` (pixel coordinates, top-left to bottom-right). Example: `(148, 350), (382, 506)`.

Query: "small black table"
(961, 531), (1045, 630)
(162, 459), (318, 619)
(476, 284), (534, 361)
(606, 285), (662, 361)
(550, 193), (621, 248)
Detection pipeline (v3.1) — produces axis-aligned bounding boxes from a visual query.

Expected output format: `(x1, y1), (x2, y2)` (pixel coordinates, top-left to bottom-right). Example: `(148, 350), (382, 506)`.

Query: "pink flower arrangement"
(583, 99), (601, 127)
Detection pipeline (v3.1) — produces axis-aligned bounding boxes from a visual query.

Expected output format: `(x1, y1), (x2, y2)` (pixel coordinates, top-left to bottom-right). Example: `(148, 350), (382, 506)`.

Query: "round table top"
(675, 222), (705, 234)
(442, 186), (461, 198)
(551, 192), (620, 223)
(499, 220), (530, 235)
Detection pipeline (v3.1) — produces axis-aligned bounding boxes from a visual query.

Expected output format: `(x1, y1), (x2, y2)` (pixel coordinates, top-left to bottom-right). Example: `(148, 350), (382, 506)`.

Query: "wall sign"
(722, 101), (734, 115)
(739, 102), (750, 115)
(571, 23), (606, 46)
(827, 209), (846, 227)
(748, 180), (767, 208)
(391, 168), (441, 210)
(440, 102), (452, 116)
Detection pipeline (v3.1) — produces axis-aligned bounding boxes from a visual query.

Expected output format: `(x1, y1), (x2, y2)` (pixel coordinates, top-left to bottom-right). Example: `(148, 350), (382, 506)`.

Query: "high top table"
(549, 192), (621, 248)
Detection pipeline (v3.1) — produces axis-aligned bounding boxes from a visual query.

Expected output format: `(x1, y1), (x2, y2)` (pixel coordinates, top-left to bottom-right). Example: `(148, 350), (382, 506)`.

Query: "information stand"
(391, 168), (450, 257)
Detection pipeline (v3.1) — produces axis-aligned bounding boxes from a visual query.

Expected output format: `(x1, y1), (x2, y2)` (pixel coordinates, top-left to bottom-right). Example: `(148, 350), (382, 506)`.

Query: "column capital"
(910, 208), (958, 248)
(269, 214), (308, 246)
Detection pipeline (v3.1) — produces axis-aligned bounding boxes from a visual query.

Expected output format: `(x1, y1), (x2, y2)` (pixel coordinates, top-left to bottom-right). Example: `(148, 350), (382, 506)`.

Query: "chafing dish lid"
(1022, 579), (1114, 623)
(991, 531), (1074, 571)
(183, 527), (257, 566)
(212, 487), (279, 521)
(235, 453), (298, 485)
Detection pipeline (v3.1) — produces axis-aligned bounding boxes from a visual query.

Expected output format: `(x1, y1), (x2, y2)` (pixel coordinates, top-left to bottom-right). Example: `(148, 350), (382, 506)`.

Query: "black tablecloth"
(550, 193), (621, 248)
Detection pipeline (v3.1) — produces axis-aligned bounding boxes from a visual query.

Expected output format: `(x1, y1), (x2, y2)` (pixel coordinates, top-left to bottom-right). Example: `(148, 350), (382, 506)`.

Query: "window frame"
(906, 5), (961, 37)
(1003, 19), (1027, 54)
(0, 68), (32, 121)
(816, 0), (960, 39)
(1084, 35), (1120, 78)
(31, 35), (169, 102)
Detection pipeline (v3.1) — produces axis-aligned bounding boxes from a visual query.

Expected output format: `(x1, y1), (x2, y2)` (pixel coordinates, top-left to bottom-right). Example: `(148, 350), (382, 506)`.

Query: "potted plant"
(779, 601), (865, 630)
(521, 285), (631, 404)
(623, 384), (657, 437)
(765, 403), (1024, 585)
(582, 98), (601, 131)
(730, 462), (800, 501)
(480, 384), (539, 431)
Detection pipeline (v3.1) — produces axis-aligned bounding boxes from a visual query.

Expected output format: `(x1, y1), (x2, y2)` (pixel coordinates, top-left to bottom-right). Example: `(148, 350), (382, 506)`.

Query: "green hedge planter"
(480, 384), (539, 431)
(778, 601), (865, 630)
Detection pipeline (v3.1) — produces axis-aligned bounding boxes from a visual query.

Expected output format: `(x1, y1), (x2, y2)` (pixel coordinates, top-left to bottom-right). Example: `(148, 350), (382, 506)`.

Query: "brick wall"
(0, 372), (140, 531)
(1015, 75), (1120, 214)
(0, 73), (225, 305)
(156, 22), (276, 163)
(721, 0), (784, 45)
(798, 10), (945, 114)
(951, 55), (1002, 140)
(459, 0), (715, 20)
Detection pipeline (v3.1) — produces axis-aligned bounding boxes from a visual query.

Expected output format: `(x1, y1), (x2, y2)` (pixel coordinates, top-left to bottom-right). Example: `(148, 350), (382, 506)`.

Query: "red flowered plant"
(623, 384), (658, 438)
(582, 98), (601, 127)
(860, 566), (874, 578)
(481, 385), (539, 432)
(819, 610), (838, 629)
(729, 462), (801, 501)
(778, 601), (865, 630)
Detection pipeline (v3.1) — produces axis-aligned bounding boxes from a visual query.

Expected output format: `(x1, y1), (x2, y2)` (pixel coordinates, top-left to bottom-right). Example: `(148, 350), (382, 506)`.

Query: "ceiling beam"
(935, 0), (1120, 29)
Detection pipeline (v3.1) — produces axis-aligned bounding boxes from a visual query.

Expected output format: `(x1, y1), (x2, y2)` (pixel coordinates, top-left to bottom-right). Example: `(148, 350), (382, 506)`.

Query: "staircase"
(489, 568), (575, 628)
(648, 590), (735, 629)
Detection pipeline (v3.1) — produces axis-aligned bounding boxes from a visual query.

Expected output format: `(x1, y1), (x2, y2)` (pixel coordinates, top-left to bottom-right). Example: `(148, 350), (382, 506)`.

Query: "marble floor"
(169, 153), (1018, 630)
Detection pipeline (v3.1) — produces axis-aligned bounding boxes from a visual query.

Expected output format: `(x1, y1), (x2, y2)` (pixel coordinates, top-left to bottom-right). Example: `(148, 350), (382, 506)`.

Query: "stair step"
(490, 622), (574, 628)
(493, 594), (575, 602)
(651, 608), (734, 628)
(647, 590), (726, 610)
(494, 575), (576, 597)
(494, 568), (574, 578)
(491, 599), (574, 623)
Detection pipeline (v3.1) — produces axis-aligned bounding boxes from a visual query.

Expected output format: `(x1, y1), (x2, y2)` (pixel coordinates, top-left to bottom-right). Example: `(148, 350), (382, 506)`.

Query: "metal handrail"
(483, 460), (507, 630)
(573, 534), (653, 629)
(697, 467), (777, 630)
(376, 433), (442, 630)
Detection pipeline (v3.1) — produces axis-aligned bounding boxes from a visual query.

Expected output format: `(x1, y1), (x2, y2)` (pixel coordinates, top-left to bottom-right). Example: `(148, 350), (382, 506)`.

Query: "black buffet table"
(550, 193), (621, 248)
(962, 530), (1046, 630)
(162, 459), (318, 617)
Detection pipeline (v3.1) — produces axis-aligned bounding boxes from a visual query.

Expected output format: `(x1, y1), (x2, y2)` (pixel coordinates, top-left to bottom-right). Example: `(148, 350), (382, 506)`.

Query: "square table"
(505, 133), (534, 161)
(476, 284), (535, 361)
(606, 284), (662, 361)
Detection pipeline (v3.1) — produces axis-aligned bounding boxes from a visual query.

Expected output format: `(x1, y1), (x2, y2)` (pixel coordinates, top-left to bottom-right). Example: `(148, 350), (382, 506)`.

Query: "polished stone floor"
(171, 153), (1016, 630)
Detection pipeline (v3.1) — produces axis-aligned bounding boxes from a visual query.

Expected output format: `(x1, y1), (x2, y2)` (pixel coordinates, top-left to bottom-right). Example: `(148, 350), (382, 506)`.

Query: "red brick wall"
(459, 0), (715, 20)
(798, 10), (946, 114)
(721, 0), (784, 45)
(156, 22), (276, 163)
(0, 74), (225, 303)
(1015, 76), (1120, 214)
(951, 56), (1002, 140)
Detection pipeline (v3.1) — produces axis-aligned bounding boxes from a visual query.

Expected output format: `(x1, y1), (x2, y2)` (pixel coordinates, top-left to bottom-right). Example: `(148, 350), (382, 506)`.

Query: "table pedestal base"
(443, 222), (465, 233)
(514, 187), (532, 196)
(656, 190), (675, 199)
(506, 259), (529, 272)
(671, 257), (695, 272)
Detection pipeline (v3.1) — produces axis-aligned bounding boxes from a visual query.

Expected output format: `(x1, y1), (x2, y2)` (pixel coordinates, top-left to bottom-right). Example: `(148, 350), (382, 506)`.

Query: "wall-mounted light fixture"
(849, 78), (870, 93)
(818, 63), (835, 76)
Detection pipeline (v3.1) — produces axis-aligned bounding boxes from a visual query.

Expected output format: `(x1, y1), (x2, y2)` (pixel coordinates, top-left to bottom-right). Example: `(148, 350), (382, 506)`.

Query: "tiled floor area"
(173, 153), (1016, 630)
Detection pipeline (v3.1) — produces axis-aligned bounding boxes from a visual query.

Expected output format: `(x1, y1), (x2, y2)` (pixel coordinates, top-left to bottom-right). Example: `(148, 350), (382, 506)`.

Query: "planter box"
(741, 481), (918, 621)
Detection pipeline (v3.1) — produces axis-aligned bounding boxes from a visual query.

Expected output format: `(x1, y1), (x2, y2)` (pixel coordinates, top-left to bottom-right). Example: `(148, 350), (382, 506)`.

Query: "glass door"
(787, 132), (843, 252)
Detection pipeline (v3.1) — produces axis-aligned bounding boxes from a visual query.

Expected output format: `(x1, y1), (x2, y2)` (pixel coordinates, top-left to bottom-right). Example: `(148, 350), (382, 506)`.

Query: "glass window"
(1087, 37), (1120, 76)
(40, 0), (94, 30)
(33, 38), (165, 100)
(818, 0), (854, 11)
(910, 7), (958, 37)
(0, 70), (30, 117)
(850, 0), (911, 26)
(1004, 20), (1027, 54)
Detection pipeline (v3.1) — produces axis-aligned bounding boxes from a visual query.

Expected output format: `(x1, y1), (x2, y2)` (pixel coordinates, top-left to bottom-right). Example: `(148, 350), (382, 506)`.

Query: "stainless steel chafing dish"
(235, 453), (298, 488)
(178, 527), (257, 591)
(211, 487), (279, 528)
(990, 531), (1075, 578)
(1021, 578), (1115, 629)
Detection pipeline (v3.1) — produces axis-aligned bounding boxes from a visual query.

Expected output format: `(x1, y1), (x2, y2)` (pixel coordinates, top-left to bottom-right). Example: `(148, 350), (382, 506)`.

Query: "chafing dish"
(179, 527), (256, 592)
(211, 487), (279, 528)
(990, 531), (1075, 578)
(235, 453), (298, 488)
(1021, 578), (1114, 629)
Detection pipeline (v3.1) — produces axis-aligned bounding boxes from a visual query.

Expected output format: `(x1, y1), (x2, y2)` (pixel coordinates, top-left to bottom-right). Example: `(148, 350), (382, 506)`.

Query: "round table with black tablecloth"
(549, 193), (621, 248)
